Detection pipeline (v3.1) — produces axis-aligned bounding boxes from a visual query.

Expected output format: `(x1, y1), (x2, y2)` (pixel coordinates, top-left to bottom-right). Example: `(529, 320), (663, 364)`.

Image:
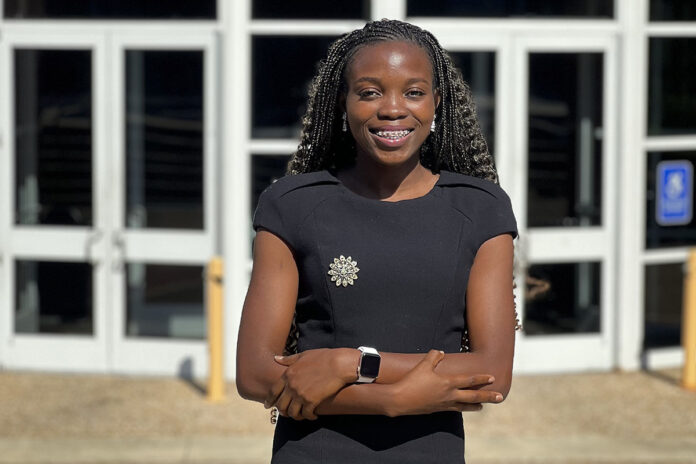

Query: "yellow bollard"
(207, 256), (226, 402)
(682, 250), (696, 392)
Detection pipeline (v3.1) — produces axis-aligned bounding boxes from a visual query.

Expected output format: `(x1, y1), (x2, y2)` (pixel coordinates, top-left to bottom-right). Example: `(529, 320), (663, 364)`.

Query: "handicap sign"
(656, 160), (693, 226)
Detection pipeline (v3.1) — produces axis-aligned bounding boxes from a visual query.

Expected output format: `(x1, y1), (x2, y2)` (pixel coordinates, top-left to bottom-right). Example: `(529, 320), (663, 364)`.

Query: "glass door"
(108, 33), (218, 376)
(511, 35), (618, 372)
(0, 32), (110, 371)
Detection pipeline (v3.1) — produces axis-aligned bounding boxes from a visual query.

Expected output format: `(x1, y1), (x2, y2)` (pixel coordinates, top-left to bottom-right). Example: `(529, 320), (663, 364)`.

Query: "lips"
(368, 127), (415, 145)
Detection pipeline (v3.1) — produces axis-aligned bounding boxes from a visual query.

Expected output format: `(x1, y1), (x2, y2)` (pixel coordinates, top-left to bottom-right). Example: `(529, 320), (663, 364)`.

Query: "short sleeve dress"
(252, 168), (518, 464)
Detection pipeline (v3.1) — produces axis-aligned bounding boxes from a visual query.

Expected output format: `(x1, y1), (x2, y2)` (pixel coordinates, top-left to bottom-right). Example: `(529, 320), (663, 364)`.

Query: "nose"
(377, 92), (407, 120)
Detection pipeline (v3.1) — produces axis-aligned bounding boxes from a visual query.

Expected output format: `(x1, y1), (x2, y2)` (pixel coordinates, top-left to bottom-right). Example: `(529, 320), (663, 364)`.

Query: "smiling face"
(343, 40), (440, 168)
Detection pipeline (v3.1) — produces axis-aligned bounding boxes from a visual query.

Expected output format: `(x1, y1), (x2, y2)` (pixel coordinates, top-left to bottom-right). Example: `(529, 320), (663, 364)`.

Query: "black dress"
(252, 168), (518, 464)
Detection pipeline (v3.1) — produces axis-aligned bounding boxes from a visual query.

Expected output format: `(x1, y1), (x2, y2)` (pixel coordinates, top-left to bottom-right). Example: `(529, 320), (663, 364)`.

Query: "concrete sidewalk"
(0, 368), (695, 463)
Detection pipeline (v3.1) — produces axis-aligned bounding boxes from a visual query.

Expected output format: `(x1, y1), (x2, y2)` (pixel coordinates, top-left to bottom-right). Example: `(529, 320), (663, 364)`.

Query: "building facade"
(1, 0), (695, 378)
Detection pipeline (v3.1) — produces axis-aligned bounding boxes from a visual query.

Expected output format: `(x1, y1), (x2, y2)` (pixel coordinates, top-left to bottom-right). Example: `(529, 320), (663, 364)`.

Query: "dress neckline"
(325, 168), (443, 205)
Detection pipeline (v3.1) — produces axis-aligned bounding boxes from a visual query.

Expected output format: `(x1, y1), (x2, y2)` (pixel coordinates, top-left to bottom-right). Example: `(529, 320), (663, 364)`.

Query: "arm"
(236, 230), (503, 419)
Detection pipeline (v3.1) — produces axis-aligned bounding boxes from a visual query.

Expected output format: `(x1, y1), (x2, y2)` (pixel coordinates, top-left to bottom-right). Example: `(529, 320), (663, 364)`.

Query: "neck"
(341, 155), (435, 200)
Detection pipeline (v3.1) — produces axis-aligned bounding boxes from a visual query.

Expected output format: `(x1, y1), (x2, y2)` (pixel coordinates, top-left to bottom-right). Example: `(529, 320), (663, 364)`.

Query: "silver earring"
(430, 116), (436, 133)
(342, 112), (348, 132)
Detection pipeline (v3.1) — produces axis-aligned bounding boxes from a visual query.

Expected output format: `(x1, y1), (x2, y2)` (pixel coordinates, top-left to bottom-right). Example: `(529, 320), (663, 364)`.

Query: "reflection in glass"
(449, 52), (496, 156)
(126, 50), (204, 230)
(253, 0), (369, 19)
(407, 0), (613, 18)
(15, 260), (92, 334)
(252, 36), (337, 139)
(646, 151), (696, 248)
(14, 49), (92, 226)
(650, 0), (696, 21)
(4, 0), (215, 19)
(524, 262), (601, 335)
(527, 53), (603, 227)
(648, 38), (696, 136)
(126, 264), (204, 339)
(251, 155), (291, 217)
(644, 263), (682, 348)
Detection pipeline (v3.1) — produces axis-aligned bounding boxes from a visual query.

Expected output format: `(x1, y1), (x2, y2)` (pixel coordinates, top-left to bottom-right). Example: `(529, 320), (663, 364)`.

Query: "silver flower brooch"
(328, 255), (359, 287)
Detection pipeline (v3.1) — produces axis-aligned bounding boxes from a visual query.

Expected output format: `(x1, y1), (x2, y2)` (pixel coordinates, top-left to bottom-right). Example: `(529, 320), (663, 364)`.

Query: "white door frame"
(0, 31), (110, 372)
(108, 31), (219, 376)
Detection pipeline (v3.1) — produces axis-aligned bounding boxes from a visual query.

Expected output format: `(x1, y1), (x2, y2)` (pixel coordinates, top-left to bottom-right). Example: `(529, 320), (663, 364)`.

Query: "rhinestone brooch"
(328, 255), (359, 287)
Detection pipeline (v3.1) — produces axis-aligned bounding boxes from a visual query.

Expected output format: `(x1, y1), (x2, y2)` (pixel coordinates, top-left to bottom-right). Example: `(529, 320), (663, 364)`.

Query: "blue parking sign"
(656, 160), (693, 226)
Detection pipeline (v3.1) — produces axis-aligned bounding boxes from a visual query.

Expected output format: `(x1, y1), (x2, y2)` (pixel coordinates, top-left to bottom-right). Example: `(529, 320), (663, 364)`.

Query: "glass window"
(646, 151), (696, 248)
(527, 52), (603, 228)
(251, 154), (291, 218)
(407, 0), (614, 18)
(253, 0), (369, 19)
(449, 51), (496, 156)
(4, 0), (215, 19)
(126, 50), (204, 230)
(14, 49), (92, 226)
(15, 260), (93, 335)
(651, 0), (696, 21)
(126, 264), (204, 339)
(252, 36), (337, 139)
(644, 263), (682, 348)
(648, 38), (696, 136)
(524, 262), (601, 335)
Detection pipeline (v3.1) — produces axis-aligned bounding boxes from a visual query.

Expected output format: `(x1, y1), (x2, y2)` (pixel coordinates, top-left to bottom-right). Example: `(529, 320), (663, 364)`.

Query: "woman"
(236, 19), (518, 463)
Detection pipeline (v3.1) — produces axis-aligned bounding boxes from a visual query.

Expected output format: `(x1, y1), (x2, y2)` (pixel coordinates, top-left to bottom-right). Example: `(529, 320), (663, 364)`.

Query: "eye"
(358, 89), (381, 99)
(406, 89), (426, 97)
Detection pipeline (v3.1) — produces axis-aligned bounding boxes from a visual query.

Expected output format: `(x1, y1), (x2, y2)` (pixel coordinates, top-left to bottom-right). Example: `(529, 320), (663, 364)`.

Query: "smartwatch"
(356, 346), (381, 383)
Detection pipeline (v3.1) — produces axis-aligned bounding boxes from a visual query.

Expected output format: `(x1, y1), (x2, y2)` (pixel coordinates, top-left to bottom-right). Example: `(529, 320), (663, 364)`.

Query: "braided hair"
(287, 18), (499, 183)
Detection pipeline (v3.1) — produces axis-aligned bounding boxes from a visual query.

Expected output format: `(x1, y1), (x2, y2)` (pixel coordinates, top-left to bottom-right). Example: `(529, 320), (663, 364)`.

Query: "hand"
(265, 348), (359, 421)
(388, 349), (503, 417)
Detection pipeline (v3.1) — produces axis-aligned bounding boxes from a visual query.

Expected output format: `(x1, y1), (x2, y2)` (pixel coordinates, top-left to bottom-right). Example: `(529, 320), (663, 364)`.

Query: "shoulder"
(437, 170), (510, 201)
(259, 170), (340, 202)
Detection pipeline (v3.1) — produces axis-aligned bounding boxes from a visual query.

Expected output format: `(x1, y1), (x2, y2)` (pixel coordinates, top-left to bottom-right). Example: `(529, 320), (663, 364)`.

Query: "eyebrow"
(353, 77), (431, 85)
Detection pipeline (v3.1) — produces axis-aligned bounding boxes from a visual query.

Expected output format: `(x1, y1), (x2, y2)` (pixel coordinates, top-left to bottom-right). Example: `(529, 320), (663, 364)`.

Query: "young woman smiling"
(236, 19), (518, 464)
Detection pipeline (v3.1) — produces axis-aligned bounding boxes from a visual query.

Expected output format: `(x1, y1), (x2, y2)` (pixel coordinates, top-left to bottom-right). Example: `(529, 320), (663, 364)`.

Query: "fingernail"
(274, 355), (283, 360)
(495, 394), (503, 402)
(488, 376), (495, 383)
(439, 350), (445, 354)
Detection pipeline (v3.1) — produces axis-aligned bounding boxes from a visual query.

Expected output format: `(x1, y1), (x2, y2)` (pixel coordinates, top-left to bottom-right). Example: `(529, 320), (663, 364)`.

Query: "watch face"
(360, 353), (381, 378)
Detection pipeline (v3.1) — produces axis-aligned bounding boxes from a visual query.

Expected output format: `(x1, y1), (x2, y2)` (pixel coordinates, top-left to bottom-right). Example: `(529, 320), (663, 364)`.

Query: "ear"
(434, 88), (441, 111)
(338, 93), (346, 113)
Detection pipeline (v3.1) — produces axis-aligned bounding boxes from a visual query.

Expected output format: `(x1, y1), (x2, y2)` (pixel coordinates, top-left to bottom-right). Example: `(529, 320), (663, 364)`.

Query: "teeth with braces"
(376, 129), (411, 139)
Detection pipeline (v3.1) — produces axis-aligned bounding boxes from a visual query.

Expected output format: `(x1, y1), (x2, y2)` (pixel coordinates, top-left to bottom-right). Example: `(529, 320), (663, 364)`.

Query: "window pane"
(126, 50), (204, 230)
(251, 154), (291, 218)
(527, 53), (603, 227)
(449, 51), (496, 156)
(14, 49), (92, 226)
(126, 264), (204, 339)
(4, 0), (215, 19)
(648, 38), (696, 136)
(651, 0), (696, 21)
(252, 36), (337, 139)
(646, 151), (696, 248)
(407, 0), (613, 18)
(15, 260), (93, 335)
(524, 262), (601, 335)
(253, 0), (369, 19)
(644, 263), (682, 348)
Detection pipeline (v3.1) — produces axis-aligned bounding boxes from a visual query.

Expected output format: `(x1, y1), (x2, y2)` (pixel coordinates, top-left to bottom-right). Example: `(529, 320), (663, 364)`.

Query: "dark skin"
(236, 41), (515, 421)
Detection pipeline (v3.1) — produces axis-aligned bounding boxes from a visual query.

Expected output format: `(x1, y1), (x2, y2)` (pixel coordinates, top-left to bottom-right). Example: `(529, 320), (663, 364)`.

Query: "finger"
(455, 389), (503, 404)
(422, 349), (445, 369)
(456, 403), (484, 412)
(302, 403), (319, 421)
(275, 390), (293, 416)
(264, 378), (286, 409)
(274, 353), (300, 365)
(287, 399), (303, 421)
(451, 374), (495, 390)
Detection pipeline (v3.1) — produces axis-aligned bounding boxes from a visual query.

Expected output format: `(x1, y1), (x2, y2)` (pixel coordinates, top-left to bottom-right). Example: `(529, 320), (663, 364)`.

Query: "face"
(343, 41), (440, 168)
